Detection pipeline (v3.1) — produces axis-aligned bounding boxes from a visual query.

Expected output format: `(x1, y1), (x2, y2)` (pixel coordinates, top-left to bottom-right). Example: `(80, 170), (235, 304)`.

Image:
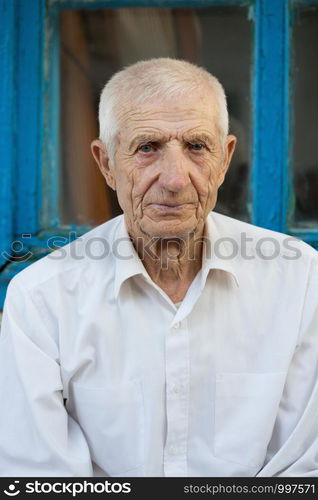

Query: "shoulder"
(209, 211), (318, 290)
(210, 211), (318, 263)
(7, 215), (123, 295)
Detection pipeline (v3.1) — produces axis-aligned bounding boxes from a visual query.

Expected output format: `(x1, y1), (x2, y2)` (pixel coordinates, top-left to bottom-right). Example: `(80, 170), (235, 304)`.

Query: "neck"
(130, 225), (205, 303)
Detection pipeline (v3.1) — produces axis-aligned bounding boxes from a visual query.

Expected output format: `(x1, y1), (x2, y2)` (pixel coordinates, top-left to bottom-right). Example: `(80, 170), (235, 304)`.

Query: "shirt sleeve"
(257, 255), (318, 477)
(0, 275), (93, 477)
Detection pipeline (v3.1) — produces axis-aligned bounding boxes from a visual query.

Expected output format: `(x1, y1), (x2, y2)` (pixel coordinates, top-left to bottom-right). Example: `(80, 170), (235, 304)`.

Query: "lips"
(144, 202), (194, 213)
(147, 201), (193, 207)
(158, 202), (185, 207)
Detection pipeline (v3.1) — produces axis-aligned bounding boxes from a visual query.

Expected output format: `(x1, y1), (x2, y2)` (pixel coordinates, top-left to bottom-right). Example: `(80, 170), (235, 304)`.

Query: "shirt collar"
(113, 217), (150, 299)
(113, 212), (239, 299)
(201, 212), (240, 287)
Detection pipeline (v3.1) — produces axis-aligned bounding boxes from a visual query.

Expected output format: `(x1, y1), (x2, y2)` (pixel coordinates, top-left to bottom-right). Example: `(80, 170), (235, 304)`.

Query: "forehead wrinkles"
(127, 129), (216, 147)
(124, 107), (214, 123)
(123, 111), (217, 142)
(117, 96), (216, 125)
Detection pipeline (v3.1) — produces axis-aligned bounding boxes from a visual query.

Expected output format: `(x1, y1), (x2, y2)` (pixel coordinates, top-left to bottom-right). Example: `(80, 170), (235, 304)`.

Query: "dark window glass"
(292, 7), (318, 228)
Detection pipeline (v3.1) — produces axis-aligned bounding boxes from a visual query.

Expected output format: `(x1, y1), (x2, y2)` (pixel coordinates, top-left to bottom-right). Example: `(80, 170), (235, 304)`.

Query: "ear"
(91, 139), (116, 190)
(217, 134), (237, 187)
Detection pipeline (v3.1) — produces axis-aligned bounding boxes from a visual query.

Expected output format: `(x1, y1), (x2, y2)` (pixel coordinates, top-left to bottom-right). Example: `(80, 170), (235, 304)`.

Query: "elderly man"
(1, 58), (318, 477)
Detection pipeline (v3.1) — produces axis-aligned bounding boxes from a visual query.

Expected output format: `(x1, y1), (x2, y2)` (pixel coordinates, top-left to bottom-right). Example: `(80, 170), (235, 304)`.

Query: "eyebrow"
(128, 134), (165, 152)
(185, 133), (215, 147)
(128, 132), (215, 152)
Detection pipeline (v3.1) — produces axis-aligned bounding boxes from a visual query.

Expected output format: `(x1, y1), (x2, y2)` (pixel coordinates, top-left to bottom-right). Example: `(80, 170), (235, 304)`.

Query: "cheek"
(130, 165), (160, 200)
(190, 159), (220, 196)
(112, 163), (134, 210)
(115, 159), (160, 209)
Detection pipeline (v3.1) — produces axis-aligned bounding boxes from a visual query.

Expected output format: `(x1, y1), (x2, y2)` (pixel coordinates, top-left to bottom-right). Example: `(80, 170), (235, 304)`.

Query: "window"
(0, 0), (317, 308)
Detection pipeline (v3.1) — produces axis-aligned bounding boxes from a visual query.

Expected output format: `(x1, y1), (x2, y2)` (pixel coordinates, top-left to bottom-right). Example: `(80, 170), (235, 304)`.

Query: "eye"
(138, 143), (155, 153)
(189, 142), (205, 151)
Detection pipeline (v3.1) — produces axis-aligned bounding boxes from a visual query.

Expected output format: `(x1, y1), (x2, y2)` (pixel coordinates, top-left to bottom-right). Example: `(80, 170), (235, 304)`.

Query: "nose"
(158, 145), (191, 193)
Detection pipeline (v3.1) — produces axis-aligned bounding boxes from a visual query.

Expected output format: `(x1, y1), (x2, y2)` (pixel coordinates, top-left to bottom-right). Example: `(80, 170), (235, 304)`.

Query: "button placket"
(172, 383), (184, 395)
(164, 319), (189, 477)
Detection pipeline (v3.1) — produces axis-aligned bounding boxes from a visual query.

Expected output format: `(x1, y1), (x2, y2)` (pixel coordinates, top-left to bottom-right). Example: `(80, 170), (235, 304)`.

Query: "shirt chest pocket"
(214, 371), (286, 469)
(68, 379), (144, 476)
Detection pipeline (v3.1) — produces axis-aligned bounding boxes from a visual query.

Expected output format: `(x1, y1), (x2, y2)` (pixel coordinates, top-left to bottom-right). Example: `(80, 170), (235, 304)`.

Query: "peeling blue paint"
(49, 0), (252, 8)
(0, 0), (16, 268)
(15, 0), (44, 236)
(252, 0), (290, 232)
(42, 2), (60, 228)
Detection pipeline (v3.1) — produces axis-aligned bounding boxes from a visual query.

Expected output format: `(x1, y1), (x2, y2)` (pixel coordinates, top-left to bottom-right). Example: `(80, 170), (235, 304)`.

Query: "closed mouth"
(147, 202), (193, 208)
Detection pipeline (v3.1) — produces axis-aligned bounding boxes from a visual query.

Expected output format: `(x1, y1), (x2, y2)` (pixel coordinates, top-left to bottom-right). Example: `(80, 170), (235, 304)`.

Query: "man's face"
(93, 90), (236, 239)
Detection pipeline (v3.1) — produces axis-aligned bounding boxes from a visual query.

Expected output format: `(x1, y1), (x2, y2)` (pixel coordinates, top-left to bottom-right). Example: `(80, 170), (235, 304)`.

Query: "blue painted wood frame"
(0, 0), (19, 307)
(252, 0), (290, 233)
(0, 0), (16, 269)
(15, 0), (44, 237)
(49, 0), (251, 8)
(0, 0), (45, 306)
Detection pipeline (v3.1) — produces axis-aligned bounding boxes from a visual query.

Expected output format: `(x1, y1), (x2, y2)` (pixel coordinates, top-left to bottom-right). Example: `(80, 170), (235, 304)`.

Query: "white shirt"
(1, 211), (318, 477)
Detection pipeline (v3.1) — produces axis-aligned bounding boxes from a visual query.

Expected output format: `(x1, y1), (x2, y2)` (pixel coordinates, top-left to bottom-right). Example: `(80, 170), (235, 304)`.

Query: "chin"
(140, 219), (198, 240)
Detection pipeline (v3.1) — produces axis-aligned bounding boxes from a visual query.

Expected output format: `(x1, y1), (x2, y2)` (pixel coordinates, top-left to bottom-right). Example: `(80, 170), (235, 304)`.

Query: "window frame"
(0, 0), (317, 307)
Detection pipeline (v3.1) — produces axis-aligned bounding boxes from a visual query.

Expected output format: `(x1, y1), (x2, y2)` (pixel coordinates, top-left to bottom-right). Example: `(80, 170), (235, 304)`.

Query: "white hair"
(98, 58), (229, 164)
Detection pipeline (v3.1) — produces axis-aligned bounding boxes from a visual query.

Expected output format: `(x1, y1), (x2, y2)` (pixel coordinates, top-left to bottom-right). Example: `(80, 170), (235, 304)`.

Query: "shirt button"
(172, 383), (184, 394)
(169, 445), (179, 455)
(173, 322), (180, 329)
